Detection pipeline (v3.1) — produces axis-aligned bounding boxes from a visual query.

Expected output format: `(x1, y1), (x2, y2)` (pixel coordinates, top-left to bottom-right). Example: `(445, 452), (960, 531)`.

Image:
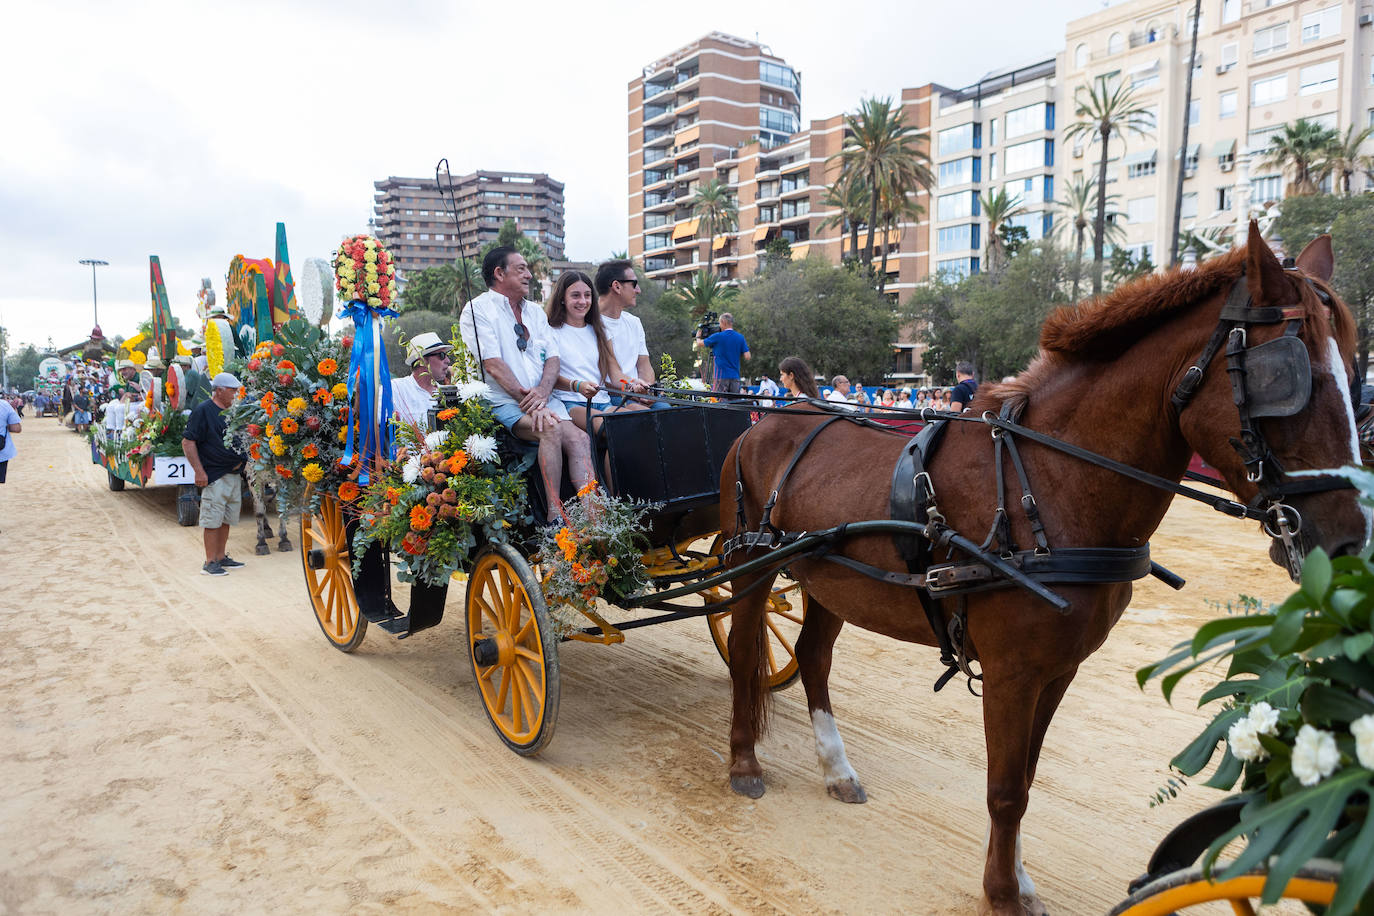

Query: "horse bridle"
(1169, 265), (1355, 576)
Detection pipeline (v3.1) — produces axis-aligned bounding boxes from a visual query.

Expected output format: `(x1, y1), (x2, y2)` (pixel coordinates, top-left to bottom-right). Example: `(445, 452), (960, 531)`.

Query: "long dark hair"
(778, 356), (820, 399)
(547, 270), (615, 383)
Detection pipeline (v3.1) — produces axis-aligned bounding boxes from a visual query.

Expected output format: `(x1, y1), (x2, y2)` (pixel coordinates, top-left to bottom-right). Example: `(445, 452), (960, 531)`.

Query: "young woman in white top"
(545, 271), (644, 431)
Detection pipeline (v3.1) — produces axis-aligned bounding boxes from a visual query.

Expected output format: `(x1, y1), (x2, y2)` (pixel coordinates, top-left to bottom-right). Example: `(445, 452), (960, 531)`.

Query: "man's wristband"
(572, 380), (581, 393)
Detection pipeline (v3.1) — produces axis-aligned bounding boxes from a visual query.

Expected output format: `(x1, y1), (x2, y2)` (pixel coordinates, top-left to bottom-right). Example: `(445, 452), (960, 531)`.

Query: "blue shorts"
(488, 398), (570, 430)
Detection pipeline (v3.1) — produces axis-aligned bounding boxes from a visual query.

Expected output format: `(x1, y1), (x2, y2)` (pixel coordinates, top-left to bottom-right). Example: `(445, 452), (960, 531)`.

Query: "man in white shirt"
(461, 247), (594, 520)
(391, 332), (451, 428)
(826, 375), (858, 410)
(594, 260), (657, 406)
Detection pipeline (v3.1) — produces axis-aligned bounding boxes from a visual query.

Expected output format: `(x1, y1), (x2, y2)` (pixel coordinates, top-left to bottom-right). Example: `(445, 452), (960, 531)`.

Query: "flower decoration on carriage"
(533, 482), (657, 638)
(334, 235), (400, 486)
(1139, 464), (1374, 912)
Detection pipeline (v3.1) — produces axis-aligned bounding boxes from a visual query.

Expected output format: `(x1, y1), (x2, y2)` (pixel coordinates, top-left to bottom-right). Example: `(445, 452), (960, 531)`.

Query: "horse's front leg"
(795, 598), (865, 803)
(276, 504), (293, 552)
(253, 489), (271, 556)
(726, 572), (777, 799)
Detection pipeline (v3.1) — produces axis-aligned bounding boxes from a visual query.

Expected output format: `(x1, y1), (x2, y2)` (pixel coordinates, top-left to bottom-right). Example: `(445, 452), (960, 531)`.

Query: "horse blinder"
(1242, 334), (1312, 419)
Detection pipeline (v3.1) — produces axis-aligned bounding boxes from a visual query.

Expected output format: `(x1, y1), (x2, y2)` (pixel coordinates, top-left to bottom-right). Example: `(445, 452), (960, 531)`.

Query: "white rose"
(1248, 701), (1280, 736)
(464, 433), (498, 464)
(1351, 714), (1374, 769)
(1227, 718), (1266, 762)
(1291, 724), (1340, 786)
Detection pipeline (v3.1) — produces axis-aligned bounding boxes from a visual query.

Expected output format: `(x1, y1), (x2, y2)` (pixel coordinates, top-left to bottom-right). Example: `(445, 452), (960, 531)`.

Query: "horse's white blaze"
(981, 823), (1037, 898)
(1324, 338), (1372, 543)
(810, 710), (858, 786)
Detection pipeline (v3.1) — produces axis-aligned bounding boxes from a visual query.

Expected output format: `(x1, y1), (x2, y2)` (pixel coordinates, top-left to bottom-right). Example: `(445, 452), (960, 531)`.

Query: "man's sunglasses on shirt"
(514, 322), (528, 351)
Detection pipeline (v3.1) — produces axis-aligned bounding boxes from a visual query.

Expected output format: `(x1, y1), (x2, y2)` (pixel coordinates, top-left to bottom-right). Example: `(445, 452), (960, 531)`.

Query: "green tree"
(906, 271), (976, 383)
(7, 343), (43, 389)
(1052, 174), (1125, 302)
(979, 187), (1027, 274)
(875, 180), (924, 294)
(631, 268), (695, 376)
(759, 236), (795, 274)
(480, 218), (551, 301)
(381, 310), (458, 376)
(401, 261), (486, 315)
(818, 172), (870, 267)
(660, 270), (738, 320)
(1107, 246), (1155, 288)
(1331, 203), (1374, 378)
(997, 224), (1031, 263)
(731, 257), (898, 382)
(1272, 194), (1351, 252)
(1064, 77), (1155, 297)
(1263, 118), (1341, 197)
(1317, 124), (1374, 197)
(690, 178), (738, 278)
(833, 96), (933, 274)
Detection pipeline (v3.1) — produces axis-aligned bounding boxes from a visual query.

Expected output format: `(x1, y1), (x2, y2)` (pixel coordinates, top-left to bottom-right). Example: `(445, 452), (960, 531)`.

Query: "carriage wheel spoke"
(495, 665), (512, 717)
(765, 617), (798, 663)
(1229, 900), (1257, 916)
(507, 666), (525, 730)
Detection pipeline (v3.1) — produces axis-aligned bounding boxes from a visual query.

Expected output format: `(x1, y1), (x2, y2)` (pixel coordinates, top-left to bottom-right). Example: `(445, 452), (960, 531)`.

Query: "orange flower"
(409, 504), (434, 531)
(571, 562), (592, 584)
(385, 487), (400, 505)
(448, 450), (468, 474)
(260, 392), (275, 406)
(437, 407), (458, 421)
(317, 358), (338, 376)
(312, 387), (333, 406)
(275, 464), (293, 479)
(337, 481), (360, 501)
(264, 403), (277, 418)
(249, 443), (262, 460)
(576, 480), (598, 499)
(277, 359), (296, 373)
(302, 443), (319, 459)
(401, 533), (428, 555)
(280, 417), (299, 434)
(556, 527), (578, 562)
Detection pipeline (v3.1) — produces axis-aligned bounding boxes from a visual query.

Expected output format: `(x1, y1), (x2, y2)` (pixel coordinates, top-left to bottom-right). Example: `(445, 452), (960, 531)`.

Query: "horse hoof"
(277, 541), (292, 553)
(826, 779), (867, 804)
(730, 775), (765, 799)
(255, 545), (271, 556)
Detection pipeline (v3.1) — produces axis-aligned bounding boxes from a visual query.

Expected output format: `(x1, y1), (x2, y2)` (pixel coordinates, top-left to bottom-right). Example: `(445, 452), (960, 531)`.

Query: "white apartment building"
(928, 59), (1060, 278)
(1062, 0), (1374, 265)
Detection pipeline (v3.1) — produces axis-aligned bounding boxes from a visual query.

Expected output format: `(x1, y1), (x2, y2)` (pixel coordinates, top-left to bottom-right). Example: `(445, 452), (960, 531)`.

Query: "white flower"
(401, 455), (422, 484)
(1291, 724), (1340, 786)
(457, 380), (491, 402)
(1352, 714), (1374, 769)
(424, 430), (446, 452)
(1248, 701), (1280, 736)
(464, 433), (498, 463)
(1228, 718), (1267, 762)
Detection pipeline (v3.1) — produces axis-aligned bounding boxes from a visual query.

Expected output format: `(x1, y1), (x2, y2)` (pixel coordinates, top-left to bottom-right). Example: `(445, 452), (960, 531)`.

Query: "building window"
(1368, 109), (1374, 128)
(760, 61), (798, 92)
(937, 257), (980, 278)
(1302, 6), (1340, 42)
(1008, 176), (1044, 205)
(1004, 139), (1047, 174)
(936, 224), (979, 253)
(1126, 242), (1156, 265)
(1248, 125), (1282, 152)
(760, 106), (799, 134)
(1131, 64), (1160, 90)
(405, 209), (414, 215)
(1006, 211), (1046, 240)
(1251, 174), (1283, 203)
(1127, 197), (1156, 224)
(1219, 43), (1238, 73)
(1126, 150), (1158, 178)
(1180, 192), (1198, 219)
(1300, 60), (1338, 95)
(419, 233), (429, 240)
(1251, 73), (1288, 107)
(435, 233), (445, 241)
(1108, 32), (1124, 55)
(1219, 90), (1237, 119)
(1188, 99), (1200, 126)
(1005, 102), (1048, 139)
(938, 122), (979, 156)
(938, 157), (979, 185)
(936, 191), (978, 220)
(1253, 24), (1288, 58)
(1222, 0), (1240, 22)
(1216, 186), (1232, 211)
(988, 152), (998, 180)
(406, 233), (415, 240)
(1075, 43), (1088, 68)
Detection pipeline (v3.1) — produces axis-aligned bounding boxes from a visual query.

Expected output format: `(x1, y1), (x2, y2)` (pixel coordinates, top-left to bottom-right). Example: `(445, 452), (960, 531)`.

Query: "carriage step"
(376, 615), (414, 637)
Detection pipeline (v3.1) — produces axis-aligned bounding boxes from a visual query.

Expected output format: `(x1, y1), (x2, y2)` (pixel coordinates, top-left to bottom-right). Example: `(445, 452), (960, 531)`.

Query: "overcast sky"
(1, 0), (1108, 354)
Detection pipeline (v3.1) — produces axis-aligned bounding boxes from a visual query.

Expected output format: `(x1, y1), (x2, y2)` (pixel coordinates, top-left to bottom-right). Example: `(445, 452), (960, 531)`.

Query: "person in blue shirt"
(695, 313), (751, 394)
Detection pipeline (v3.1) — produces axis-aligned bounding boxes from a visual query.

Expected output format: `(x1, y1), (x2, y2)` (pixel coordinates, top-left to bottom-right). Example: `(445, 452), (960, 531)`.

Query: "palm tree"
(689, 178), (739, 279)
(874, 180), (924, 294)
(818, 173), (870, 265)
(1263, 119), (1341, 197)
(512, 236), (551, 301)
(978, 188), (1027, 274)
(1177, 224), (1232, 261)
(833, 96), (933, 274)
(660, 270), (738, 320)
(1316, 124), (1374, 196)
(1063, 78), (1156, 297)
(1053, 175), (1125, 302)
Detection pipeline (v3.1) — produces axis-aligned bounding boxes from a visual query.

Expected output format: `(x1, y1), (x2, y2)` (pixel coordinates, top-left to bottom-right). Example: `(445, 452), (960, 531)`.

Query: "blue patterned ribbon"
(342, 299), (398, 485)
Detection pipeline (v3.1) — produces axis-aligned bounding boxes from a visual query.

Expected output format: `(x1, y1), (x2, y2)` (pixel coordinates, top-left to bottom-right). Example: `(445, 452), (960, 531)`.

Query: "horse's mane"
(981, 245), (1356, 417)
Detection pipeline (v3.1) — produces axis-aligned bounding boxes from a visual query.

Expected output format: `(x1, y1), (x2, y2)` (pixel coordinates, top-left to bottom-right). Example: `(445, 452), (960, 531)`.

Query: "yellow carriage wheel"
(465, 543), (560, 756)
(300, 493), (367, 652)
(704, 535), (807, 691)
(1110, 860), (1340, 915)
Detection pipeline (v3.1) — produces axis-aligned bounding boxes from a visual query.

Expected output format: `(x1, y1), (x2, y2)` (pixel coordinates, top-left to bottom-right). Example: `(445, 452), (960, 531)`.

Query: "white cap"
(211, 372), (241, 389)
(406, 332), (450, 366)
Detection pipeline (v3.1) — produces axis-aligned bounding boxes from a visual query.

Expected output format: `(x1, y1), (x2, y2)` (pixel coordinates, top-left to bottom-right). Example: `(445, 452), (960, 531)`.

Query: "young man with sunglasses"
(460, 246), (595, 519)
(594, 260), (655, 405)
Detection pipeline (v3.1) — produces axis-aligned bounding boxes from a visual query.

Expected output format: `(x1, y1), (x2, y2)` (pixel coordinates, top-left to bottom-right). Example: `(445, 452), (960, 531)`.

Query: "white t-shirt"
(460, 290), (559, 409)
(548, 323), (611, 406)
(391, 373), (436, 427)
(600, 311), (648, 382)
(825, 390), (857, 410)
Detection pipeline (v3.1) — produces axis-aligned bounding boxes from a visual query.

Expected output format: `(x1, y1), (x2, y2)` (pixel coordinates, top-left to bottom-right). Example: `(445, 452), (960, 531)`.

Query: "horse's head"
(1177, 222), (1369, 578)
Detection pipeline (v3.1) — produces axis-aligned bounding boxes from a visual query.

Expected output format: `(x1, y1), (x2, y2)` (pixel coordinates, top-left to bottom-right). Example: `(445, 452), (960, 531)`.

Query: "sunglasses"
(514, 322), (529, 352)
(618, 277), (639, 288)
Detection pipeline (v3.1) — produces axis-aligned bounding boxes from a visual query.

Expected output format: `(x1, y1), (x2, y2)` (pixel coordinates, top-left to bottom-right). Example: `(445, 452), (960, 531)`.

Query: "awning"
(781, 160), (809, 174)
(713, 235), (728, 251)
(886, 227), (902, 245)
(1211, 138), (1237, 157)
(1129, 58), (1160, 74)
(672, 218), (700, 240)
(789, 243), (811, 260)
(1176, 142), (1200, 159)
(676, 124), (700, 145)
(1122, 148), (1157, 166)
(752, 225), (770, 242)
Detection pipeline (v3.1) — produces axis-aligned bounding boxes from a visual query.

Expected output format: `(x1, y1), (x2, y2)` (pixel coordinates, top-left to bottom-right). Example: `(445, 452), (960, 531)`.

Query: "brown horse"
(718, 225), (1370, 915)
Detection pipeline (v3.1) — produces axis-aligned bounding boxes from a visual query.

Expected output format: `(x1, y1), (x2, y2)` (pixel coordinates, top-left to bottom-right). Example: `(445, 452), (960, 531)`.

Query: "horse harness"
(724, 266), (1353, 691)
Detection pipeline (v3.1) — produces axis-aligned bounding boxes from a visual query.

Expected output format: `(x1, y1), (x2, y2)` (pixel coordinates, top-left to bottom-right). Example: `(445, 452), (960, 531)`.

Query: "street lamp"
(78, 258), (109, 326)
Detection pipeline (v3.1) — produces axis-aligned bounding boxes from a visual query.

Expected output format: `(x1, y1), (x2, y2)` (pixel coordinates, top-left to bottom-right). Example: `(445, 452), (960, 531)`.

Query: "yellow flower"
(269, 435), (286, 456)
(337, 427), (347, 442)
(301, 462), (324, 483)
(367, 281), (381, 295)
(367, 296), (381, 306)
(265, 424), (275, 438)
(364, 249), (377, 263)
(287, 397), (307, 416)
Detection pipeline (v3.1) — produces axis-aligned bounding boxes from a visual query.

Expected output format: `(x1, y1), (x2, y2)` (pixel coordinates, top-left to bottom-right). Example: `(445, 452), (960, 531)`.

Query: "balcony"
(644, 125), (674, 144)
(644, 257), (675, 273)
(643, 192), (675, 210)
(644, 104), (675, 125)
(645, 79), (674, 100)
(644, 170), (672, 187)
(643, 147), (671, 166)
(675, 68), (698, 85)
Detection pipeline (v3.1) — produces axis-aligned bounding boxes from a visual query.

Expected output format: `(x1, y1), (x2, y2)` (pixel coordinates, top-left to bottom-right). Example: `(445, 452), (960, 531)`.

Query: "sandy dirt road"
(0, 420), (1300, 914)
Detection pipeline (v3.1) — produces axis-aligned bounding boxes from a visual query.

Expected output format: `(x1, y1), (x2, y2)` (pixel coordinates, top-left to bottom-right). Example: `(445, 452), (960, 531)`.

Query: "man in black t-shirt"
(949, 361), (979, 412)
(182, 373), (248, 577)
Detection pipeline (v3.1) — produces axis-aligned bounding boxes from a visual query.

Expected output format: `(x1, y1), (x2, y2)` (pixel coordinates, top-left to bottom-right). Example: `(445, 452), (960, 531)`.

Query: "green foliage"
(1262, 118), (1342, 196)
(690, 178), (739, 276)
(661, 271), (738, 319)
(998, 224), (1031, 263)
(979, 187), (1027, 273)
(731, 257), (897, 382)
(382, 310), (457, 378)
(478, 219), (550, 302)
(632, 271), (694, 376)
(1107, 246), (1155, 288)
(401, 261), (485, 315)
(761, 237), (794, 270)
(1138, 464), (1374, 914)
(909, 243), (1072, 382)
(6, 342), (42, 389)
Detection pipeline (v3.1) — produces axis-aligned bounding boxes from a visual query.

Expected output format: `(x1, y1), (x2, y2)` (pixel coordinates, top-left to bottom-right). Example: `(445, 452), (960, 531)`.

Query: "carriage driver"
(391, 332), (451, 428)
(460, 246), (596, 522)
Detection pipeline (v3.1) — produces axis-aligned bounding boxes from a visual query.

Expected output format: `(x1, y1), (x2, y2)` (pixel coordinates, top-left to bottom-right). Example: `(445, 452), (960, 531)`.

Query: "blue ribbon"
(342, 299), (398, 485)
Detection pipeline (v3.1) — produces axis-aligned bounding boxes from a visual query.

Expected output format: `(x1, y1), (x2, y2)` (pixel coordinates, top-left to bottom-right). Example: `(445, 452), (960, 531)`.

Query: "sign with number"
(154, 456), (192, 485)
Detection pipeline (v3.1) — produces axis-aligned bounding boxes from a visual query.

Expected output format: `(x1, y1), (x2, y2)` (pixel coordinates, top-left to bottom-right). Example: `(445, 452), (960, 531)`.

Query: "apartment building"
(1061, 0), (1372, 265)
(927, 59), (1059, 279)
(373, 170), (565, 279)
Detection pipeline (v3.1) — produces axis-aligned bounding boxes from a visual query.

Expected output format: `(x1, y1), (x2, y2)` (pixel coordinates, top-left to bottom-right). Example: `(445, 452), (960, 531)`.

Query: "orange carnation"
(337, 481), (360, 501)
(385, 487), (400, 505)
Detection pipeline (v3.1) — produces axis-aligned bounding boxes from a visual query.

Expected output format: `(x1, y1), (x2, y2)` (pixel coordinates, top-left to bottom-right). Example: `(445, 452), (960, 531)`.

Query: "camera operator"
(694, 312), (750, 395)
